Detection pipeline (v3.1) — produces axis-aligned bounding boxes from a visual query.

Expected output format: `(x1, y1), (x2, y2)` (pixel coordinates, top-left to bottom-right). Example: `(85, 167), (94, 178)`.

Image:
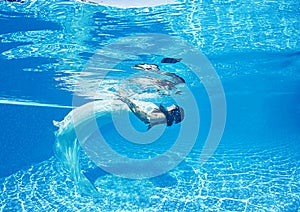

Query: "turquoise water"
(0, 0), (299, 211)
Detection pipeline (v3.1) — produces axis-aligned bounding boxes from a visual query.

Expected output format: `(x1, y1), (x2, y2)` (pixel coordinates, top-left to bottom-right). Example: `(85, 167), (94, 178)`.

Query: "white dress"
(53, 99), (158, 196)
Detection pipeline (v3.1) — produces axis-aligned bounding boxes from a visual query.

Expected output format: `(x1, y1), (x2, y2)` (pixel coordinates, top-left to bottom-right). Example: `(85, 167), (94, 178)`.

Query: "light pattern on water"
(0, 0), (299, 211)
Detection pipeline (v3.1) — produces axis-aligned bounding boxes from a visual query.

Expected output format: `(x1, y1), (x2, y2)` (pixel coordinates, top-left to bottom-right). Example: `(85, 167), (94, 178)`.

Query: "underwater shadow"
(83, 167), (110, 184)
(150, 173), (178, 188)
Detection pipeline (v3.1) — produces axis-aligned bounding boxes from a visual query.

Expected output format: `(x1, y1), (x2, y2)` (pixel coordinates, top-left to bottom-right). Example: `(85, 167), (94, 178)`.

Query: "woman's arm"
(117, 95), (150, 124)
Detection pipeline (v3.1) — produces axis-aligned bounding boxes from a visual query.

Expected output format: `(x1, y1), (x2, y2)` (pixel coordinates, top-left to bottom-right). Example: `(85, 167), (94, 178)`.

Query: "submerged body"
(118, 94), (184, 129)
(54, 62), (185, 196)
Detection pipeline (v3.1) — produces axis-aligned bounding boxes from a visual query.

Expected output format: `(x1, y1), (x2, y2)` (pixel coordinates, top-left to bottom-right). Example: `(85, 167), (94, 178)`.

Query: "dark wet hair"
(159, 105), (184, 126)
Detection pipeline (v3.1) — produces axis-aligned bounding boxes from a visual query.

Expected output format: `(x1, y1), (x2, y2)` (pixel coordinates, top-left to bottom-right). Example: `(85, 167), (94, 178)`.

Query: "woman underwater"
(54, 60), (185, 196)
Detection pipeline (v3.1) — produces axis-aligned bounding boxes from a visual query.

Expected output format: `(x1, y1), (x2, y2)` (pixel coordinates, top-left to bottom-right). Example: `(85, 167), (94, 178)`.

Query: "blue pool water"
(0, 0), (299, 211)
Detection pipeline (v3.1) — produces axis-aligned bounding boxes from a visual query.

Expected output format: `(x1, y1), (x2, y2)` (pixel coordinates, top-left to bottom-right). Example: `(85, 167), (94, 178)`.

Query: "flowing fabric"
(53, 99), (158, 196)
